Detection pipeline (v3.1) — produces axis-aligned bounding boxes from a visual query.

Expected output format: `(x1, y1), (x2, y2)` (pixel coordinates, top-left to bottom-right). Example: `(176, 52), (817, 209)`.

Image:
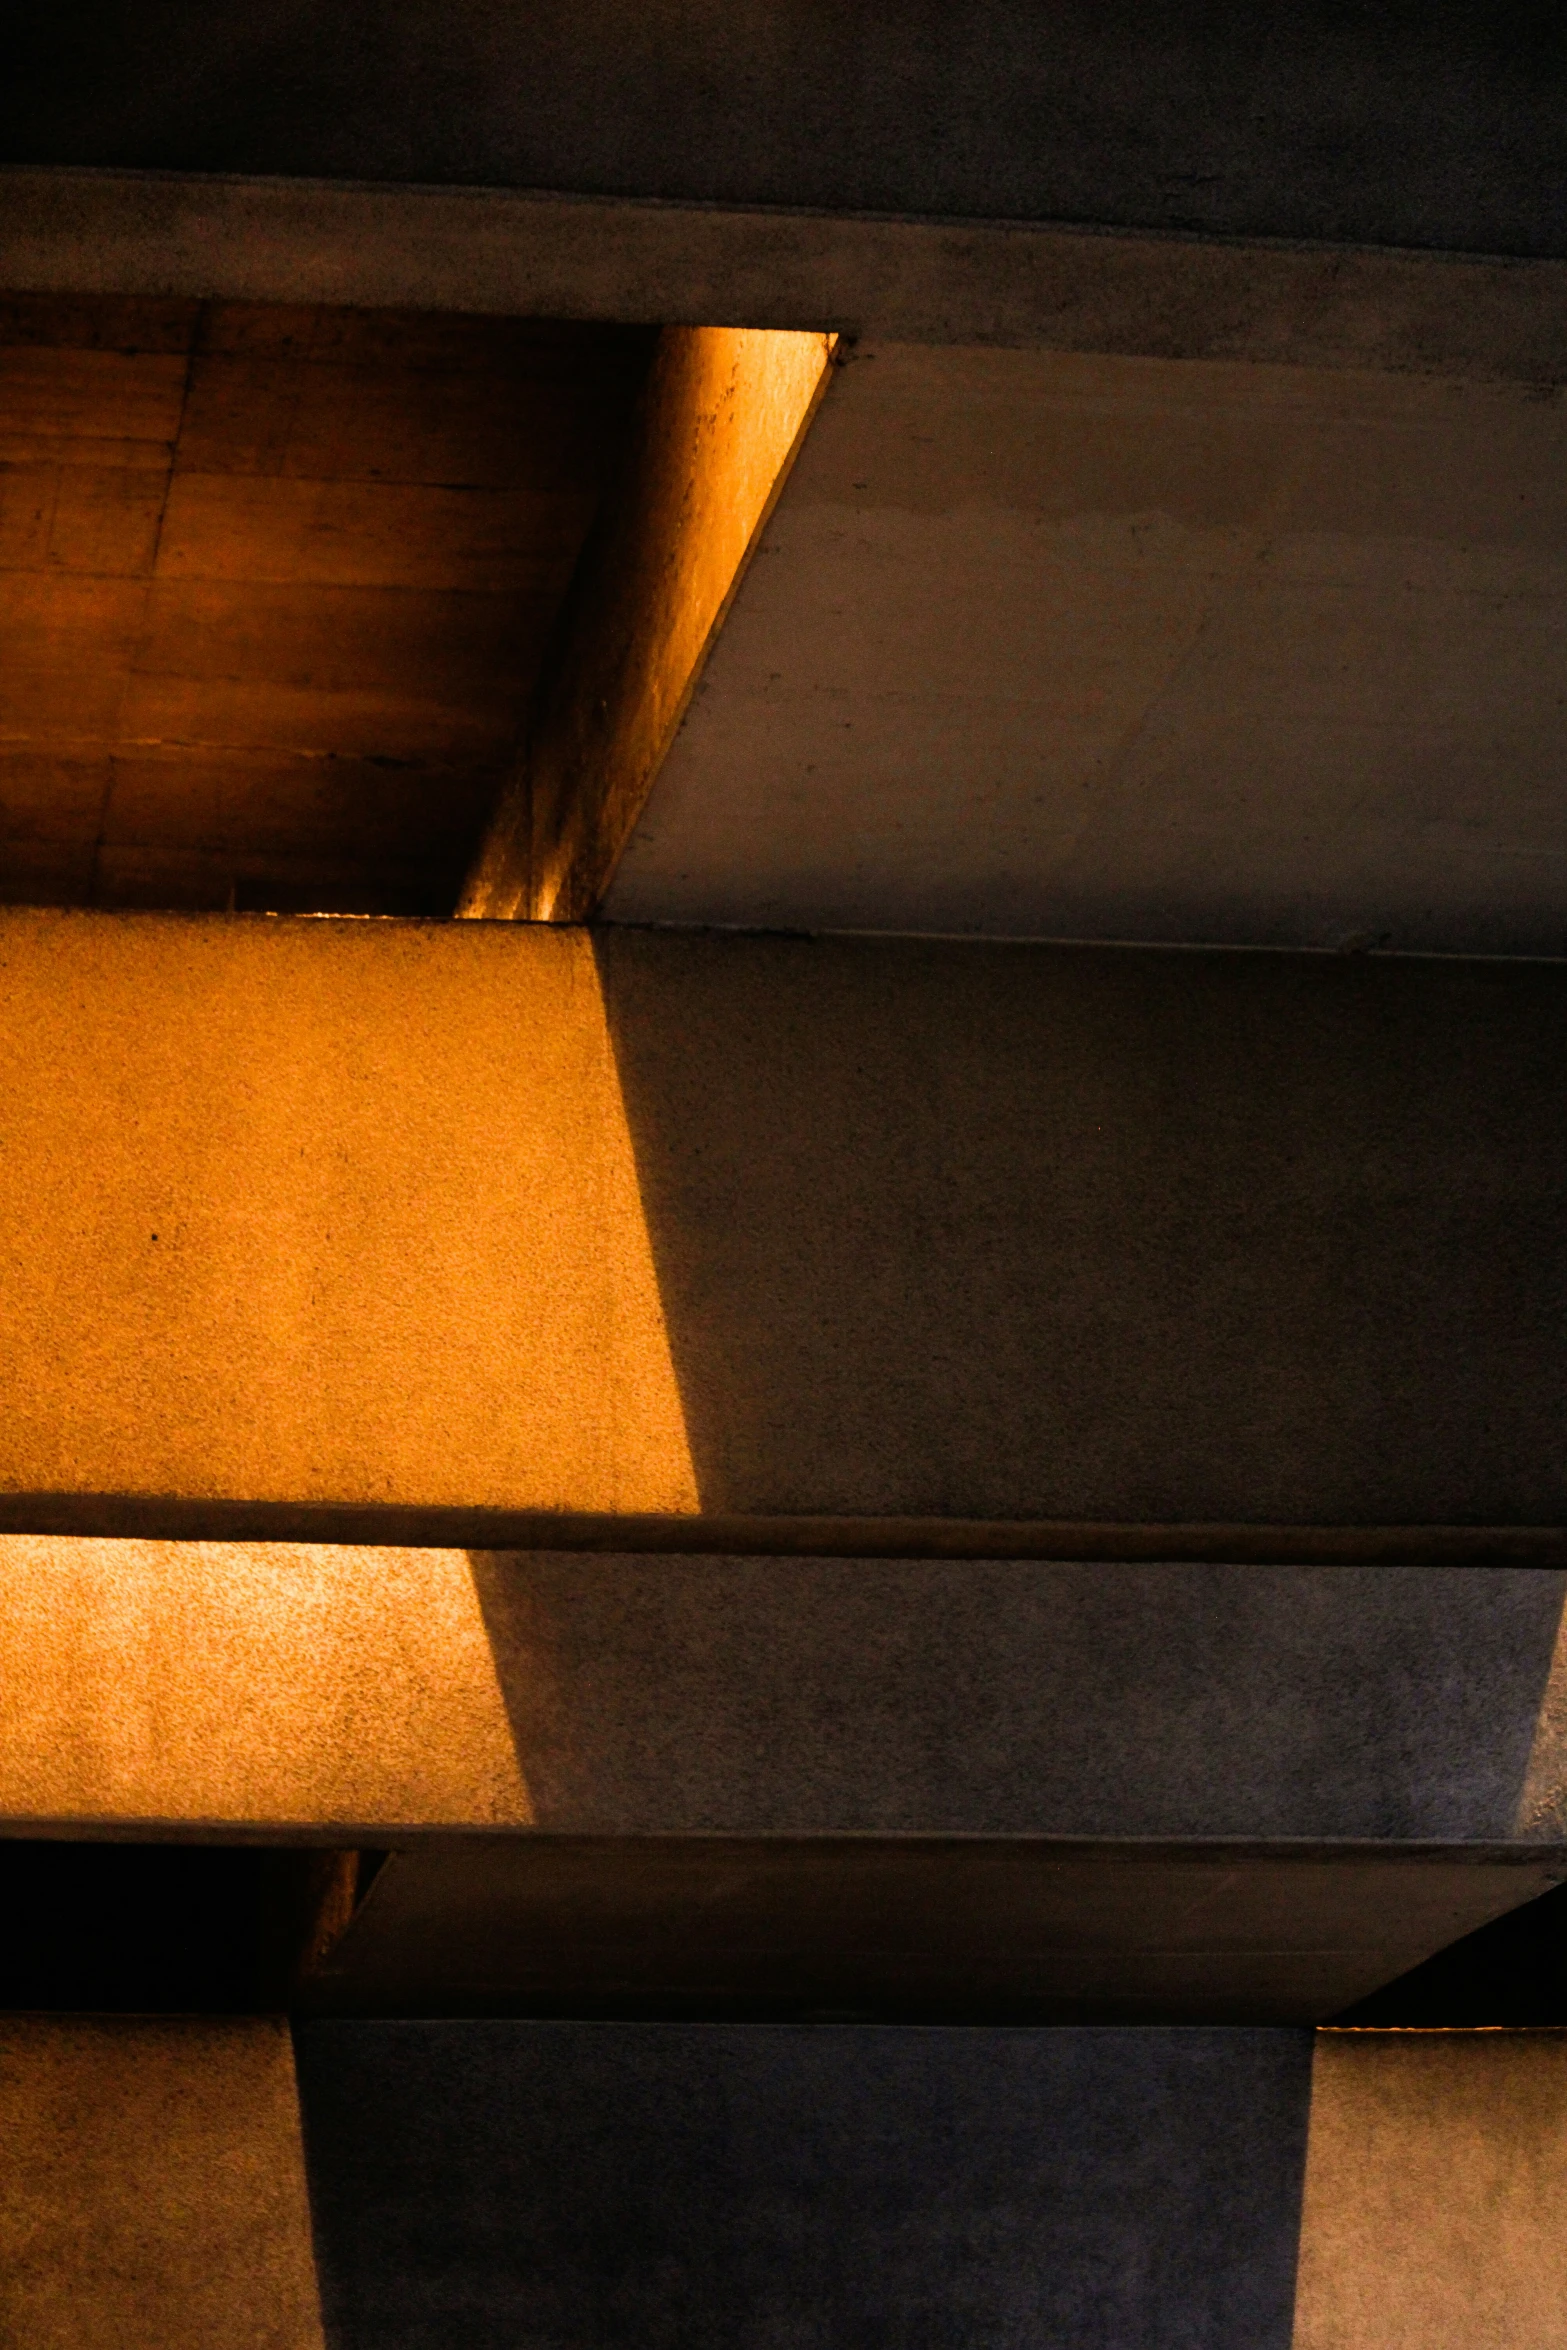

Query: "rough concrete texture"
(607, 343), (1567, 955)
(295, 2020), (1313, 2349)
(591, 929), (1567, 1524)
(461, 329), (835, 923)
(1, 916), (1565, 1529)
(8, 172), (1567, 381)
(8, 1547), (1567, 1842)
(0, 914), (695, 1521)
(1293, 2031), (1567, 2349)
(0, 1538), (527, 1831)
(0, 2016), (324, 2349)
(6, 3), (1566, 257)
(466, 1557), (1567, 1842)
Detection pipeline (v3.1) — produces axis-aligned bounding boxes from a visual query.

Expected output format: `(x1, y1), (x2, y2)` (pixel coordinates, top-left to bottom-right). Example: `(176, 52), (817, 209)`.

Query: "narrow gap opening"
(0, 1840), (385, 2014)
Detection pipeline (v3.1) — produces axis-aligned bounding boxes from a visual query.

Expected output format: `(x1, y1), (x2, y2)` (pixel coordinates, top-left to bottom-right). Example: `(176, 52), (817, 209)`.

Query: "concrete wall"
(0, 2017), (323, 2349)
(295, 2021), (1313, 2350)
(1294, 2032), (1567, 2348)
(2, 916), (1565, 1532)
(6, 2018), (1563, 2345)
(7, 4), (1565, 258)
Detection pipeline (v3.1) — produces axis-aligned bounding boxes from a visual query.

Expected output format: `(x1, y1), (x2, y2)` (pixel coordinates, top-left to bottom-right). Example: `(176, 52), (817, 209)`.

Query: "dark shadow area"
(464, 1556), (1567, 1843)
(592, 932), (1567, 1524)
(0, 293), (653, 919)
(1336, 1879), (1567, 2025)
(295, 2019), (1312, 2350)
(299, 1838), (1566, 2027)
(9, 2), (1567, 257)
(396, 1556), (1567, 2025)
(0, 1840), (374, 2013)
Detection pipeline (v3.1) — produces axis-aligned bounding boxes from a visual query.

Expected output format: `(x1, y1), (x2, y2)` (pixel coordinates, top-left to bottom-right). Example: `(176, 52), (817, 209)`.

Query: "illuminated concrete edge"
(4, 2020), (1565, 2349)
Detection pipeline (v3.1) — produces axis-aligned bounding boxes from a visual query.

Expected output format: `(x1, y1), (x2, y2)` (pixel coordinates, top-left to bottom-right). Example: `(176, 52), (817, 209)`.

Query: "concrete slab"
(8, 1550), (1567, 1845)
(8, 2014), (1563, 2346)
(304, 1839), (1567, 2025)
(7, 173), (1567, 379)
(6, 3), (1565, 258)
(606, 344), (1567, 954)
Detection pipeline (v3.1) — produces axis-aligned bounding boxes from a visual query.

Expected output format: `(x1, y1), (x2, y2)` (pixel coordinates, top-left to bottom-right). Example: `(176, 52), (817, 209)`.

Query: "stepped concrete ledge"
(7, 170), (1567, 380)
(5, 2017), (1566, 2349)
(7, 1543), (1567, 2017)
(2, 916), (1564, 1535)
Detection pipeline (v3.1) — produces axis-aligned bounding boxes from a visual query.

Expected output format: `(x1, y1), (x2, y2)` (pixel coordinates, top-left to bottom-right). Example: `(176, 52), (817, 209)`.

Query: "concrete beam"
(1, 916), (1565, 1535)
(8, 1543), (1567, 2016)
(290, 2022), (1567, 2349)
(308, 1841), (1564, 2026)
(297, 2022), (1313, 2346)
(6, 4), (1566, 259)
(8, 2017), (1562, 2346)
(605, 342), (1567, 954)
(459, 329), (833, 921)
(6, 171), (1567, 379)
(10, 1546), (1567, 1844)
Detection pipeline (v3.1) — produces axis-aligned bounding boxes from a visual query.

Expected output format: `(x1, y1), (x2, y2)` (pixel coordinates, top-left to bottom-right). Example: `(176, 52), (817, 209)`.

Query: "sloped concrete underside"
(608, 343), (1567, 954)
(305, 1840), (1564, 2027)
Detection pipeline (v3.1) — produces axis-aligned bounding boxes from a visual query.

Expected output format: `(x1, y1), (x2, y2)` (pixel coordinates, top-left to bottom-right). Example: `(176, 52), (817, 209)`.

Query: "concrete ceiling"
(9, 1), (1567, 260)
(604, 342), (1567, 953)
(0, 295), (648, 911)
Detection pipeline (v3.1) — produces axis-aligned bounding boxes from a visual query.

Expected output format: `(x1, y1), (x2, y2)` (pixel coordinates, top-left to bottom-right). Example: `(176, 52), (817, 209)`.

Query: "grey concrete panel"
(294, 2020), (1312, 2349)
(592, 931), (1567, 1525)
(304, 1841), (1567, 2025)
(605, 344), (1567, 954)
(464, 1558), (1567, 1842)
(8, 171), (1567, 380)
(7, 4), (1567, 258)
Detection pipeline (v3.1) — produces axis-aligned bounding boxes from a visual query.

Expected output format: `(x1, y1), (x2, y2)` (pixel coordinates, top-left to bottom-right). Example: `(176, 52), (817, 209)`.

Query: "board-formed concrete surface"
(606, 343), (1567, 954)
(2, 917), (1566, 1532)
(0, 2016), (324, 2349)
